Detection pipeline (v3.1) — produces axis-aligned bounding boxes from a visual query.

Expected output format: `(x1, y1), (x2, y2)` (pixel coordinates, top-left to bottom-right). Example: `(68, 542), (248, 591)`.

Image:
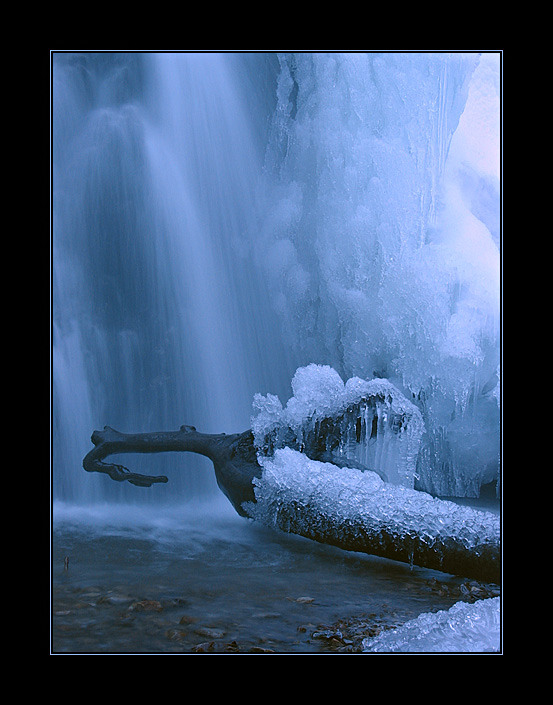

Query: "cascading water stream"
(52, 52), (294, 507)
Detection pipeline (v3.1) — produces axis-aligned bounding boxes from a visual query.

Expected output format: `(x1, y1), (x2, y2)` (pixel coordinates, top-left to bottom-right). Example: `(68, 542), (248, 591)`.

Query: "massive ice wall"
(256, 53), (500, 496)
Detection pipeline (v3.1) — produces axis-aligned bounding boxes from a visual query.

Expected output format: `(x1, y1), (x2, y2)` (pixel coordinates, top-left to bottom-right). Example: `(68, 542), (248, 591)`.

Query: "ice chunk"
(251, 392), (284, 439)
(287, 364), (345, 421)
(362, 597), (500, 653)
(252, 364), (424, 488)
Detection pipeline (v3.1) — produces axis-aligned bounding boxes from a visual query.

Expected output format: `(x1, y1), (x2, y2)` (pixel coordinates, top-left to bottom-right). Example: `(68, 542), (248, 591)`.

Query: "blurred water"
(52, 52), (294, 505)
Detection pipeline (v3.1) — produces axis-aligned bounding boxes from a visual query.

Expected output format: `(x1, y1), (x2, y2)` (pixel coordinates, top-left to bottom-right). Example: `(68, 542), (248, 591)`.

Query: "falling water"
(52, 52), (294, 506)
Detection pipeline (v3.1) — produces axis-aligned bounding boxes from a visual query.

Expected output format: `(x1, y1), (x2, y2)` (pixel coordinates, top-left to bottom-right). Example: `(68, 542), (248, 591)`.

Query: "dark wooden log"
(83, 425), (500, 582)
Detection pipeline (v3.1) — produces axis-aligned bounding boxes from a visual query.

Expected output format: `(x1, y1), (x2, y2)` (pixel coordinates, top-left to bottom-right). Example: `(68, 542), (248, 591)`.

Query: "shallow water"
(51, 497), (500, 654)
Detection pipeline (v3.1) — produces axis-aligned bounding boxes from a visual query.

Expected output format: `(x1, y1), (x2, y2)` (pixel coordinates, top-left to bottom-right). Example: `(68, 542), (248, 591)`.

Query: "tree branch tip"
(90, 430), (103, 445)
(128, 475), (169, 487)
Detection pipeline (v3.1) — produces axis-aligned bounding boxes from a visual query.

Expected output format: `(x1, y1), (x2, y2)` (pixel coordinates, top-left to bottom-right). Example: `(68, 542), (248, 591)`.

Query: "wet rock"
(128, 599), (164, 613)
(194, 627), (225, 639)
(288, 596), (315, 604)
(312, 628), (343, 641)
(307, 612), (403, 652)
(97, 594), (133, 606)
(249, 646), (275, 653)
(179, 615), (198, 625)
(166, 629), (187, 642)
(425, 577), (500, 602)
(193, 641), (219, 653)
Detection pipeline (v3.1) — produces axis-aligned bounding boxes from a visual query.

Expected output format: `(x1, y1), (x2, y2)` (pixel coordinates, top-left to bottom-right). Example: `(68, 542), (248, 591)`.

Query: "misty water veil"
(51, 52), (501, 653)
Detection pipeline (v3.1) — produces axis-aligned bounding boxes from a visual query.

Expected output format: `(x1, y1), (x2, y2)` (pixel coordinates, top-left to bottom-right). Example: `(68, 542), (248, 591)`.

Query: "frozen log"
(246, 448), (500, 584)
(83, 424), (500, 583)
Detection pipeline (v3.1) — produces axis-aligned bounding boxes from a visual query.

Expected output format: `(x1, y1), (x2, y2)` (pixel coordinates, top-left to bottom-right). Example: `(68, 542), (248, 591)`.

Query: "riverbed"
(51, 496), (500, 654)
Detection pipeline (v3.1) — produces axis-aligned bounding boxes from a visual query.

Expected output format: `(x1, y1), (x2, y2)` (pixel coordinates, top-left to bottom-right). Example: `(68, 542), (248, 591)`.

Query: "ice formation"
(252, 364), (424, 488)
(244, 447), (500, 580)
(257, 53), (500, 497)
(362, 597), (500, 653)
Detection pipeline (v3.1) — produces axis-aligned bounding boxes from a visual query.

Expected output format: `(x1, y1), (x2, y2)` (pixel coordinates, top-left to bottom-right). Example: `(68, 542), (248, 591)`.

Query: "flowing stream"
(52, 497), (499, 653)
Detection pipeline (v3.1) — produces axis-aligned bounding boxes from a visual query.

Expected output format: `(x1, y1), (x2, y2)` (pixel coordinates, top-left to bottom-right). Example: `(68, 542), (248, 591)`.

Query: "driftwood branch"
(83, 424), (500, 583)
(83, 425), (262, 516)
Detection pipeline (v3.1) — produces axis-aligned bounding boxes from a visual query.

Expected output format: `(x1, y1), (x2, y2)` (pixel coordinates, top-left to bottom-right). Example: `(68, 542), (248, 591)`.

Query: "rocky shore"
(53, 576), (499, 654)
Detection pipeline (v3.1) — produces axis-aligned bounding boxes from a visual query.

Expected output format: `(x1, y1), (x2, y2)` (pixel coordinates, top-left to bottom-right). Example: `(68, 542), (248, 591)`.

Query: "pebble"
(193, 641), (216, 653)
(194, 627), (225, 639)
(166, 629), (187, 642)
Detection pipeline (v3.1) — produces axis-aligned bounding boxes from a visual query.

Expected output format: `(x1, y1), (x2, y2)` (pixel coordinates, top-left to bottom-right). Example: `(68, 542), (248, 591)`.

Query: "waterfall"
(52, 51), (500, 508)
(52, 52), (294, 506)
